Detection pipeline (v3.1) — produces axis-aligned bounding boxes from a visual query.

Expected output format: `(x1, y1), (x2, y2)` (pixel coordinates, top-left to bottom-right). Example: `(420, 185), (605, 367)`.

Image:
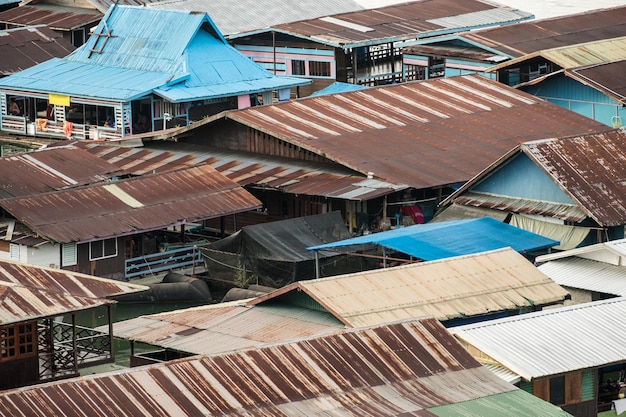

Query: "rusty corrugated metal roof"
(0, 318), (529, 416)
(0, 25), (75, 76)
(567, 60), (626, 105)
(523, 130), (626, 227)
(0, 259), (147, 324)
(226, 74), (609, 189)
(449, 129), (626, 226)
(461, 5), (626, 58)
(0, 5), (101, 31)
(249, 248), (568, 327)
(453, 191), (588, 223)
(73, 142), (405, 200)
(230, 0), (532, 46)
(0, 164), (261, 243)
(488, 36), (626, 72)
(0, 145), (124, 199)
(105, 301), (345, 355)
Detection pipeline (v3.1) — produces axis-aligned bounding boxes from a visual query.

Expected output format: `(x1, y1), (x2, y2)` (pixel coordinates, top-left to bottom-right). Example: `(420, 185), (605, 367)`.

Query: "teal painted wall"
(522, 76), (624, 128)
(471, 153), (575, 204)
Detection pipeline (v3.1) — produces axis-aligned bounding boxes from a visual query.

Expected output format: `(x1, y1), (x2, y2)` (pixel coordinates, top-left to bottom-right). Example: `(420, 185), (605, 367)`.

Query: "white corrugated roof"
(536, 238), (626, 265)
(538, 258), (626, 296)
(450, 297), (626, 381)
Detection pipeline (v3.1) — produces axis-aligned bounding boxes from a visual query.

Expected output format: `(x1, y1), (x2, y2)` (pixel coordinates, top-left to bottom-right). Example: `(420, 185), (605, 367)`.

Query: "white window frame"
(89, 238), (118, 261)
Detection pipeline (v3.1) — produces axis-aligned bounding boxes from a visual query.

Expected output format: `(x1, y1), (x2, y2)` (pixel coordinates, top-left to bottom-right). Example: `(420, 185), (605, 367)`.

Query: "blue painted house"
(438, 129), (626, 249)
(488, 37), (626, 128)
(0, 5), (309, 140)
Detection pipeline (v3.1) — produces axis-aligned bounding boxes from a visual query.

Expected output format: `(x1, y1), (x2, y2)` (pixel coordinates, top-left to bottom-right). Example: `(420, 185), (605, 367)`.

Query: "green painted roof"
(428, 389), (573, 417)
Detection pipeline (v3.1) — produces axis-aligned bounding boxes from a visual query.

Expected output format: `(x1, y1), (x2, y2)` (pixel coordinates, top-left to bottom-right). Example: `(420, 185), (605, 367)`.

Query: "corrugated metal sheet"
(306, 217), (559, 261)
(0, 6), (308, 101)
(429, 389), (571, 416)
(538, 258), (626, 296)
(0, 5), (101, 31)
(536, 238), (626, 264)
(452, 191), (588, 223)
(0, 318), (549, 417)
(0, 259), (147, 324)
(104, 302), (344, 355)
(310, 82), (369, 97)
(568, 60), (626, 104)
(489, 36), (626, 72)
(0, 25), (75, 76)
(147, 0), (364, 36)
(251, 247), (568, 327)
(430, 203), (509, 223)
(450, 297), (626, 381)
(230, 0), (532, 46)
(226, 74), (609, 189)
(462, 6), (626, 58)
(482, 363), (521, 384)
(74, 142), (404, 201)
(0, 145), (124, 199)
(523, 130), (626, 227)
(0, 164), (261, 243)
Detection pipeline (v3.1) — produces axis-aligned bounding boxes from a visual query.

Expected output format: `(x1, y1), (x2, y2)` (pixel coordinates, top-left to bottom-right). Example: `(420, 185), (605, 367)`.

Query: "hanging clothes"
(63, 121), (73, 139)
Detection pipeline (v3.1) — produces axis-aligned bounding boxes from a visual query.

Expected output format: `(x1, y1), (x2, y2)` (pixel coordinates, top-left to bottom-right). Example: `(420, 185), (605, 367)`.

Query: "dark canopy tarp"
(201, 211), (376, 288)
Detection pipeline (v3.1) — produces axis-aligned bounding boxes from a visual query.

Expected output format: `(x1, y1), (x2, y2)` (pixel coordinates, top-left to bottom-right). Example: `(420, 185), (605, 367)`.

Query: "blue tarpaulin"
(306, 217), (559, 261)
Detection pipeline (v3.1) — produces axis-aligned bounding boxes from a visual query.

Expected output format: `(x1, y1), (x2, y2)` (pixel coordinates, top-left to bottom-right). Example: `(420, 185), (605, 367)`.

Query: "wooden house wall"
(189, 119), (333, 163)
(532, 371), (597, 417)
(0, 321), (39, 390)
(521, 76), (625, 128)
(76, 237), (126, 280)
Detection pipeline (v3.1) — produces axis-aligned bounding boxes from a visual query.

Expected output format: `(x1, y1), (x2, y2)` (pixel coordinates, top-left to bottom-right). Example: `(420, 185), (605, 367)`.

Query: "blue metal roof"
(0, 5), (308, 102)
(307, 217), (559, 261)
(310, 82), (369, 97)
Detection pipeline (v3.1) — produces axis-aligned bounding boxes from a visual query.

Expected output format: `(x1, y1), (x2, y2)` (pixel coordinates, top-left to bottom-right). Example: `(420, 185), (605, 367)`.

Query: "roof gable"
(523, 130), (626, 226)
(470, 152), (575, 205)
(67, 5), (210, 73)
(250, 248), (568, 327)
(444, 129), (626, 226)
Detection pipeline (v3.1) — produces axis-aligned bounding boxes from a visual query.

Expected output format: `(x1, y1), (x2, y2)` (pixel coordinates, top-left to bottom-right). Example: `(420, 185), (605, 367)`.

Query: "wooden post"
(108, 305), (115, 364)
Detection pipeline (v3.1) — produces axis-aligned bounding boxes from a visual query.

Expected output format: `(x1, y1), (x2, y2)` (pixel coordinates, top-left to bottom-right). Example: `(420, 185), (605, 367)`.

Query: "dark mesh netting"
(201, 211), (377, 288)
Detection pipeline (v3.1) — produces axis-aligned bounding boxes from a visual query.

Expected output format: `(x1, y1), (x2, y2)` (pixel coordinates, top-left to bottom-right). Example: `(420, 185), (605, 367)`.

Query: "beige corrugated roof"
(104, 301), (344, 355)
(489, 35), (626, 72)
(251, 248), (569, 327)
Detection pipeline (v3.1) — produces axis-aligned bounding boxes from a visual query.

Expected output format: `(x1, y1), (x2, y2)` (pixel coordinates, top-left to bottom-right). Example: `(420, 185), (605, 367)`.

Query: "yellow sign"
(49, 94), (70, 107)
